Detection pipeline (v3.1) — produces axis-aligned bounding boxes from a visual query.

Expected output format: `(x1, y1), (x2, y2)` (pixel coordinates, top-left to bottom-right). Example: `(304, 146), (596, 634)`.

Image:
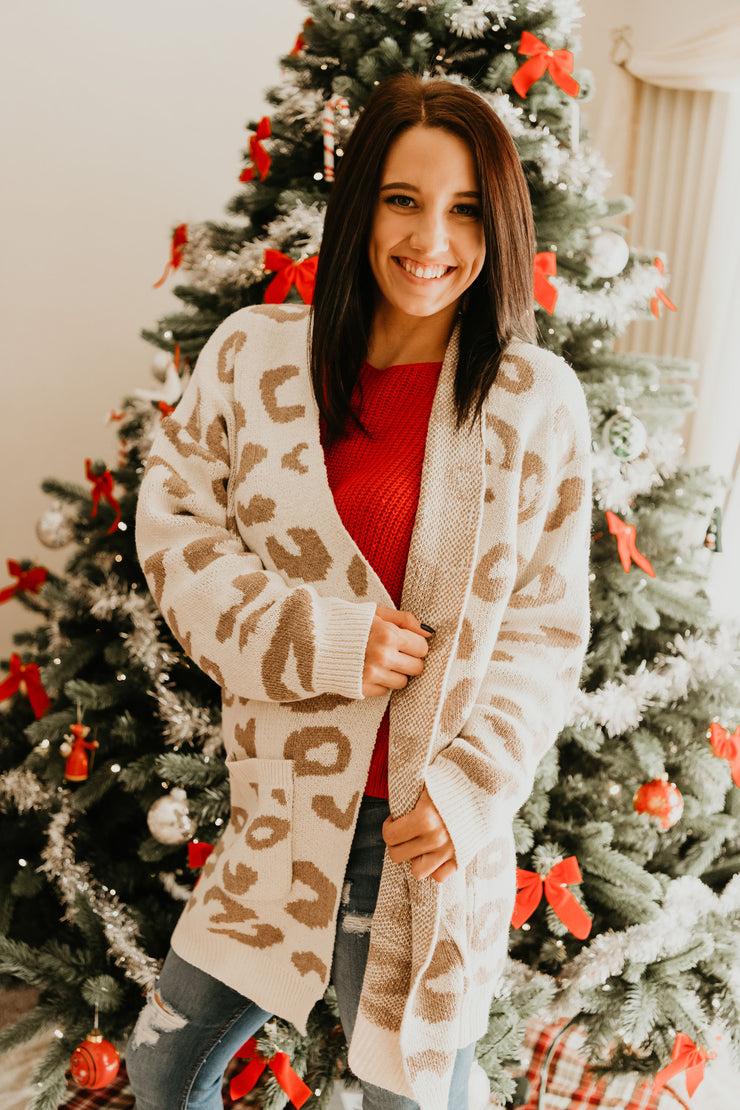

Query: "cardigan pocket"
(225, 757), (295, 901)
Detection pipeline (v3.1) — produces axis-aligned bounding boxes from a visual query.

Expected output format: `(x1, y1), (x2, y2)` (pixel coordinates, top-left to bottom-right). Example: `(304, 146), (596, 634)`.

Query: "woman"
(128, 74), (592, 1110)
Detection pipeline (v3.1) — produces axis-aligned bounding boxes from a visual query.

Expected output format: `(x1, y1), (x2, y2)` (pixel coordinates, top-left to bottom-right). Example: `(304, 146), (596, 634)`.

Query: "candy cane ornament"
(323, 95), (350, 182)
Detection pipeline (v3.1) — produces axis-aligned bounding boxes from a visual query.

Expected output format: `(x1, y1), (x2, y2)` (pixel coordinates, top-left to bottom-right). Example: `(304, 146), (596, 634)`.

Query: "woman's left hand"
(382, 787), (457, 883)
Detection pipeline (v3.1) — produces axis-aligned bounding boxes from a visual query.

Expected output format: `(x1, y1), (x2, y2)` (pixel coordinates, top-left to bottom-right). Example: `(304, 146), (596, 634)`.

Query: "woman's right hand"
(361, 607), (433, 697)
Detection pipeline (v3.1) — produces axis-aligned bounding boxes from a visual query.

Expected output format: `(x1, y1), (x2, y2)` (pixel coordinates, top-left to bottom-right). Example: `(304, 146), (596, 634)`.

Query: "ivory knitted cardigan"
(135, 302), (592, 1108)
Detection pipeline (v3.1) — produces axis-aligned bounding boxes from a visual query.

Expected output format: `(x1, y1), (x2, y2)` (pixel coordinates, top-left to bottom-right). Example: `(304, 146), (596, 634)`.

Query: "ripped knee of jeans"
(339, 880), (373, 935)
(129, 986), (188, 1049)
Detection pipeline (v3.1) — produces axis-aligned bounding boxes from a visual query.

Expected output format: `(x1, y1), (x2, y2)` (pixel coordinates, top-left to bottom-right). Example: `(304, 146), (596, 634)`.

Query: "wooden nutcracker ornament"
(61, 713), (98, 782)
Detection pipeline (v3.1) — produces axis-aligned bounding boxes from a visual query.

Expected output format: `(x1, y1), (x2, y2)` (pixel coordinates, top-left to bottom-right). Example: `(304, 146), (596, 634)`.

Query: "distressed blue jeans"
(126, 796), (475, 1109)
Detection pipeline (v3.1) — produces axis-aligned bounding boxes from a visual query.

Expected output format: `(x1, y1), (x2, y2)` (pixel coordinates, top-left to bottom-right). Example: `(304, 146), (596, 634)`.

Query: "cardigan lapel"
(388, 326), (486, 816)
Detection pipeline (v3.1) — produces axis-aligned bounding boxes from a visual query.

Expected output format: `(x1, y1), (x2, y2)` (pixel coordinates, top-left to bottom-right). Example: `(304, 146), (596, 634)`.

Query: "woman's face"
(367, 125), (486, 329)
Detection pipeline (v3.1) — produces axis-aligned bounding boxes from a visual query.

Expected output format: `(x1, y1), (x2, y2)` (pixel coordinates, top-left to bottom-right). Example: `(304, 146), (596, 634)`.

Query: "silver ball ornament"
(147, 787), (194, 845)
(588, 230), (630, 278)
(36, 501), (74, 548)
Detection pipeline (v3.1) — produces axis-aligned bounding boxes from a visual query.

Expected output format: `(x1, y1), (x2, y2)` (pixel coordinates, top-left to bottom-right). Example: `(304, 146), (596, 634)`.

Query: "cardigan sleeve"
(135, 315), (377, 702)
(424, 396), (592, 869)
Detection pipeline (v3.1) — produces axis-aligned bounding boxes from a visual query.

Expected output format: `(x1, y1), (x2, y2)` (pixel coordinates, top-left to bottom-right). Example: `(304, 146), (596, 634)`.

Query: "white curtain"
(610, 16), (740, 613)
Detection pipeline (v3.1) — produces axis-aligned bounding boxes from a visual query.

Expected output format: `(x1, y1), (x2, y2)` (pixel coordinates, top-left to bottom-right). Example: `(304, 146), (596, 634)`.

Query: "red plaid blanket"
(58, 1022), (689, 1109)
(513, 1020), (688, 1110)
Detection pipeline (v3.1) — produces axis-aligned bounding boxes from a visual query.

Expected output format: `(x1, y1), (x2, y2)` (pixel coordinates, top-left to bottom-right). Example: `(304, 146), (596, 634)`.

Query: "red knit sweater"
(321, 360), (442, 798)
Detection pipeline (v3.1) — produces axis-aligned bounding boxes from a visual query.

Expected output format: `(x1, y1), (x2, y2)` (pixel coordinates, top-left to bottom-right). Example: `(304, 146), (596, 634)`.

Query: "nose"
(408, 208), (449, 256)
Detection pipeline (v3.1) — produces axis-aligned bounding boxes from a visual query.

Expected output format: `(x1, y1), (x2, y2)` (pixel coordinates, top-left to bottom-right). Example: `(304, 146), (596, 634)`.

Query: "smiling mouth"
(394, 257), (454, 280)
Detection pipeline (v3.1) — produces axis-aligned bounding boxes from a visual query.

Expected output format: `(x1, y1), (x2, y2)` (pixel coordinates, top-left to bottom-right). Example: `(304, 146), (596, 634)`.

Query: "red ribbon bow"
(511, 856), (592, 939)
(534, 251), (558, 313)
(240, 117), (272, 183)
(229, 1038), (312, 1108)
(85, 460), (122, 534)
(652, 1033), (715, 1098)
(153, 223), (188, 289)
(0, 560), (48, 604)
(264, 250), (318, 305)
(187, 842), (214, 868)
(512, 32), (580, 99)
(708, 722), (740, 787)
(290, 18), (313, 55)
(0, 653), (51, 719)
(650, 257), (678, 317)
(606, 510), (656, 577)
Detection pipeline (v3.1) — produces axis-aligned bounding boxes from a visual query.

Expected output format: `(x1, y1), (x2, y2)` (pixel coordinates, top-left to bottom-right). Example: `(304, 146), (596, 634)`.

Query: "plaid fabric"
(58, 1059), (258, 1110)
(513, 1020), (688, 1110)
(59, 1066), (133, 1110)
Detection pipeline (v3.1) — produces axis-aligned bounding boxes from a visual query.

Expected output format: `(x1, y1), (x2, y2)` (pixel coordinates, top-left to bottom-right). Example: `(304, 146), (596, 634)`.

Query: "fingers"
(361, 609), (433, 697)
(384, 834), (458, 883)
(376, 608), (433, 656)
(428, 859), (458, 883)
(382, 789), (457, 882)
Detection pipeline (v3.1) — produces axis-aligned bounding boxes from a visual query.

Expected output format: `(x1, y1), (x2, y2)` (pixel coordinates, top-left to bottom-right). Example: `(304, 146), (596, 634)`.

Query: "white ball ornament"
(147, 787), (194, 845)
(602, 410), (648, 461)
(588, 229), (630, 278)
(467, 1061), (491, 1109)
(36, 501), (74, 549)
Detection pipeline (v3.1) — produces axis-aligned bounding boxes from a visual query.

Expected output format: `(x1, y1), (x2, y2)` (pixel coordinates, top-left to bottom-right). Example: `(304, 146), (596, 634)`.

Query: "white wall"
(0, 0), (304, 655)
(0, 0), (732, 658)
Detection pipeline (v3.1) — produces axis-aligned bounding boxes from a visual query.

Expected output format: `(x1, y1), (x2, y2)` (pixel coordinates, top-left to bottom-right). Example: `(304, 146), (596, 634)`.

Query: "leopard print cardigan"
(135, 303), (592, 1108)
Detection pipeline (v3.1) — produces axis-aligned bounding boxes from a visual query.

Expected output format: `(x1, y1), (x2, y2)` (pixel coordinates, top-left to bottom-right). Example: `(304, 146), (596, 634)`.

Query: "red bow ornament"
(512, 32), (580, 99)
(229, 1038), (312, 1108)
(188, 841), (215, 869)
(290, 18), (313, 55)
(240, 117), (272, 183)
(651, 258), (678, 318)
(534, 252), (558, 314)
(264, 250), (318, 305)
(605, 510), (656, 577)
(652, 1033), (715, 1099)
(0, 560), (48, 604)
(708, 722), (740, 787)
(85, 460), (122, 534)
(153, 223), (188, 289)
(0, 653), (50, 719)
(511, 856), (592, 939)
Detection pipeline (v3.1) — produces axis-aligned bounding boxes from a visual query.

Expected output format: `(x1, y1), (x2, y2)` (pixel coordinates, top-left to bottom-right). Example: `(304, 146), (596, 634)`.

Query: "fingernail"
(420, 623), (436, 635)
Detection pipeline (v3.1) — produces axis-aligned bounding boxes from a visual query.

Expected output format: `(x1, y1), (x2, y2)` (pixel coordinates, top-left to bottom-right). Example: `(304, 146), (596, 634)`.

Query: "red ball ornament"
(70, 1031), (120, 1089)
(633, 778), (684, 829)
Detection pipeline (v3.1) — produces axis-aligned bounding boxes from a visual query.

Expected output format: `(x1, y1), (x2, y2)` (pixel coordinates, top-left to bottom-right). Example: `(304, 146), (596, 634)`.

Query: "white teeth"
(399, 259), (447, 280)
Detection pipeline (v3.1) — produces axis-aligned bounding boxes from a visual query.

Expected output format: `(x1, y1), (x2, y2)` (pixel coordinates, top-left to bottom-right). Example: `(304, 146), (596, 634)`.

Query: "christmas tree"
(2, 1), (740, 1108)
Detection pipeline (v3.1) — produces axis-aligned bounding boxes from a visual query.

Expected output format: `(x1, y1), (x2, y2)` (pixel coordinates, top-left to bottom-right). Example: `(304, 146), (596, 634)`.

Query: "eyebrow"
(379, 182), (481, 198)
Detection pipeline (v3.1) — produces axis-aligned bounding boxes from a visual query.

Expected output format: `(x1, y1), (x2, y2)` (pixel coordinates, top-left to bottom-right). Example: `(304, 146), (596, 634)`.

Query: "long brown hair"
(310, 74), (535, 441)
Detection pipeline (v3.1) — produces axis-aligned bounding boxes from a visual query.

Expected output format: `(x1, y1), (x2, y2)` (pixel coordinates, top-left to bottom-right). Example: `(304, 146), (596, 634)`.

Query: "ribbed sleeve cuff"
(424, 757), (489, 870)
(313, 597), (376, 699)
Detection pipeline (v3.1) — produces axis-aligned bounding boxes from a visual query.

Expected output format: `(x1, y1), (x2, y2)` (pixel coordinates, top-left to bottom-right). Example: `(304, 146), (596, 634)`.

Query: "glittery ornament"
(70, 1031), (120, 1089)
(633, 778), (684, 829)
(588, 229), (630, 277)
(602, 410), (647, 461)
(147, 787), (194, 845)
(36, 501), (73, 548)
